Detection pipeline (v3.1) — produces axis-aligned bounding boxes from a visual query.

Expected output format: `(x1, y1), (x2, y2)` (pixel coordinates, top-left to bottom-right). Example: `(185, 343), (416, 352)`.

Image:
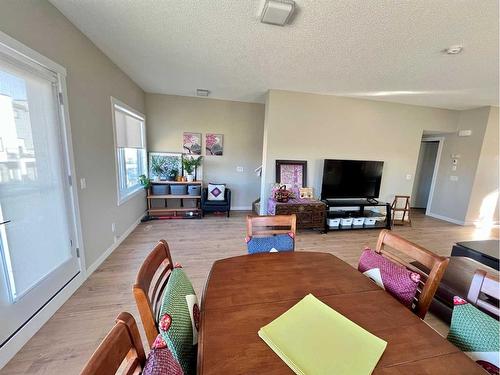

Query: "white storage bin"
(340, 218), (353, 227)
(327, 218), (341, 228)
(364, 218), (377, 226)
(353, 217), (365, 226)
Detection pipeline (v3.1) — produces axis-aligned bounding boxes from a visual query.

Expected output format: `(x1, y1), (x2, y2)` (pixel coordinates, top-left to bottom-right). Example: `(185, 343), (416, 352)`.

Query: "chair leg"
(227, 210), (230, 218)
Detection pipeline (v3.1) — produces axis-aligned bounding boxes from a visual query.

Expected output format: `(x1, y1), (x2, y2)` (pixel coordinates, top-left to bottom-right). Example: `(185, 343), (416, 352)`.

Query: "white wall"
(0, 0), (146, 269)
(429, 107), (491, 223)
(465, 107), (499, 225)
(260, 90), (459, 212)
(146, 94), (265, 209)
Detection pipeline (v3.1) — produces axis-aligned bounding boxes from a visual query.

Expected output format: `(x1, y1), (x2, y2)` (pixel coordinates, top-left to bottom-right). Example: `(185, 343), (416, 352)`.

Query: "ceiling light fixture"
(444, 45), (463, 55)
(196, 89), (210, 97)
(260, 0), (295, 26)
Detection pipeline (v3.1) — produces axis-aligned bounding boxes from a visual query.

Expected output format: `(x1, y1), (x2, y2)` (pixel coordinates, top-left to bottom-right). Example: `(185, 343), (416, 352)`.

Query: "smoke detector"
(196, 89), (210, 97)
(444, 45), (463, 55)
(260, 0), (295, 26)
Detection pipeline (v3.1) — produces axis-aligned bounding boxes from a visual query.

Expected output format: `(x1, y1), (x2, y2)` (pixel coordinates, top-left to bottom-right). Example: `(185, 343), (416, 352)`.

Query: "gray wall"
(0, 0), (146, 269)
(429, 107), (490, 223)
(412, 141), (439, 208)
(146, 94), (265, 209)
(260, 90), (459, 212)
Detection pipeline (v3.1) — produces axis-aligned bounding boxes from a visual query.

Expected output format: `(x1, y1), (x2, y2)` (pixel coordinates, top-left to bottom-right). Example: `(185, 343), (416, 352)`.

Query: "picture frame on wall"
(183, 132), (202, 155)
(275, 160), (307, 188)
(148, 151), (182, 181)
(206, 133), (224, 156)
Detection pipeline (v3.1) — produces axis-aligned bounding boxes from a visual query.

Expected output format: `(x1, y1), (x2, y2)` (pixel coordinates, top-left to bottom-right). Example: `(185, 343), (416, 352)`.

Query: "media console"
(322, 199), (392, 233)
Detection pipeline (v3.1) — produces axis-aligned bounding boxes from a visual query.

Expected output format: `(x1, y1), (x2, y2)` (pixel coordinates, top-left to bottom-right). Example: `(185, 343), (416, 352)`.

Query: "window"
(111, 98), (146, 205)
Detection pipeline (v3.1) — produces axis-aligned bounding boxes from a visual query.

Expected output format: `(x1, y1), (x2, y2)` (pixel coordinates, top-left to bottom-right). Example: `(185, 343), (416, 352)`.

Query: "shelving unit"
(147, 181), (202, 219)
(323, 199), (392, 232)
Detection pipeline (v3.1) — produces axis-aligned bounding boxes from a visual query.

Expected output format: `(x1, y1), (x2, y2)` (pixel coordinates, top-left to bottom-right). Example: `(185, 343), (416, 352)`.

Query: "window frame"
(110, 97), (147, 206)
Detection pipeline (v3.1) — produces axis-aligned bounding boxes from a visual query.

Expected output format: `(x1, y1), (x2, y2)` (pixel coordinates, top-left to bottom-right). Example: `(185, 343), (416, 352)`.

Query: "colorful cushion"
(246, 233), (295, 254)
(358, 248), (420, 308)
(447, 296), (499, 374)
(158, 265), (200, 375)
(207, 183), (226, 201)
(143, 335), (184, 375)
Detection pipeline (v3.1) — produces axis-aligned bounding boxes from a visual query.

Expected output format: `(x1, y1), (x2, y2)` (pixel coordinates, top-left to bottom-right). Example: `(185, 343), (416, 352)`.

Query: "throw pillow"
(207, 183), (226, 201)
(158, 265), (200, 375)
(246, 233), (295, 254)
(448, 296), (499, 374)
(358, 248), (420, 308)
(143, 335), (184, 375)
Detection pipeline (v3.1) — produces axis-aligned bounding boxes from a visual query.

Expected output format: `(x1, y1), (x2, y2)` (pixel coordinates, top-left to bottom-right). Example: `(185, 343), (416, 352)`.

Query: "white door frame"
(421, 136), (444, 216)
(0, 30), (85, 369)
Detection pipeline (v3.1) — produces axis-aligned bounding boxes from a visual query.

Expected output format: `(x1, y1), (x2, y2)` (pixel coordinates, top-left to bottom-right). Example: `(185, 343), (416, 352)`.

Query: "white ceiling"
(49, 0), (499, 110)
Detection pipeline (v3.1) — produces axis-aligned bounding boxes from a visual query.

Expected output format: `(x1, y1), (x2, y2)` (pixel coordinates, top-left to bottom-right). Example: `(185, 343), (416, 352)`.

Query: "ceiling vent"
(196, 89), (210, 97)
(260, 0), (295, 26)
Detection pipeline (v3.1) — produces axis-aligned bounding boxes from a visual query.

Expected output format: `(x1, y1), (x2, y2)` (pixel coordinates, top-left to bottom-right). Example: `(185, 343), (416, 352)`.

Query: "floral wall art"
(206, 133), (224, 156)
(183, 132), (202, 155)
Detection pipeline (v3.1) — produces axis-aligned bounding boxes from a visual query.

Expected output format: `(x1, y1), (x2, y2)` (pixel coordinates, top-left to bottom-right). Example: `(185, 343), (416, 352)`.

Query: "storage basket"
(151, 184), (168, 195)
(170, 184), (187, 195)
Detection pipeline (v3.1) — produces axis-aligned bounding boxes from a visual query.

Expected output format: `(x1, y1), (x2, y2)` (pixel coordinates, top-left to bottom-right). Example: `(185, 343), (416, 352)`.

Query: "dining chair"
(375, 229), (449, 319)
(133, 239), (174, 346)
(80, 312), (146, 375)
(246, 214), (297, 253)
(467, 269), (500, 318)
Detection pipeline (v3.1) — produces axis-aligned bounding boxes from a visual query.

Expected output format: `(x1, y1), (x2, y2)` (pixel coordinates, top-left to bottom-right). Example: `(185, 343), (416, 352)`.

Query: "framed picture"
(275, 160), (307, 188)
(206, 133), (224, 156)
(183, 132), (202, 155)
(148, 152), (182, 181)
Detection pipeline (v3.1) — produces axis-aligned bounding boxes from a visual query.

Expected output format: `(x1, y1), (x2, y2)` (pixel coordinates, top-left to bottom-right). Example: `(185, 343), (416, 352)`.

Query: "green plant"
(138, 174), (151, 189)
(168, 168), (179, 180)
(182, 156), (203, 175)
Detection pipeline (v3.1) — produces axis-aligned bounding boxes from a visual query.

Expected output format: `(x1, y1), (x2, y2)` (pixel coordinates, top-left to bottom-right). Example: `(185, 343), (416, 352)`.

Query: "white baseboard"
(0, 212), (144, 370)
(0, 272), (85, 369)
(426, 211), (466, 226)
(231, 206), (252, 211)
(86, 213), (144, 276)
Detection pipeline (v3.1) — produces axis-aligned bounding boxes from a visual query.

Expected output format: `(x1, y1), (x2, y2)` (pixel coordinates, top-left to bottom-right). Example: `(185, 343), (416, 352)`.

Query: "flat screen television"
(321, 159), (384, 200)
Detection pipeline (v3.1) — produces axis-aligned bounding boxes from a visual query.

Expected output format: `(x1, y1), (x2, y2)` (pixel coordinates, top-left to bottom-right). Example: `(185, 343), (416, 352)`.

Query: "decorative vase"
(186, 174), (194, 182)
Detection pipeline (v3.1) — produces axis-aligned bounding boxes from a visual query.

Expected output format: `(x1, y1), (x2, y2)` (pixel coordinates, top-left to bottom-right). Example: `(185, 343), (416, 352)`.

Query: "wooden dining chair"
(467, 269), (500, 318)
(246, 214), (297, 238)
(80, 312), (146, 375)
(133, 240), (174, 347)
(375, 229), (449, 319)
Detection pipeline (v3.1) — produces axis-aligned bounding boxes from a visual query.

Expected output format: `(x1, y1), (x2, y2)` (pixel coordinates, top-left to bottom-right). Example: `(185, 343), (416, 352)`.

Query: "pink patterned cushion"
(143, 335), (184, 375)
(358, 248), (420, 307)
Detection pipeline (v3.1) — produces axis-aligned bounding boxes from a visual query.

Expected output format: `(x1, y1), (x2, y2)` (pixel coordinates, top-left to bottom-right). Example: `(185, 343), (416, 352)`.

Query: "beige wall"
(465, 107), (499, 224)
(0, 0), (146, 269)
(260, 90), (459, 212)
(429, 107), (491, 223)
(146, 94), (265, 209)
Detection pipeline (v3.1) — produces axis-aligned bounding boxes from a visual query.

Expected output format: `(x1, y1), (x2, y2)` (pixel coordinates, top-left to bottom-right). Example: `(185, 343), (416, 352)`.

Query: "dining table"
(197, 251), (484, 374)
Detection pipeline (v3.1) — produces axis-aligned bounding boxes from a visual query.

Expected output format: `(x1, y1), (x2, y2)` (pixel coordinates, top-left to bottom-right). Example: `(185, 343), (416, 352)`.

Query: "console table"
(451, 240), (499, 270)
(267, 198), (326, 230)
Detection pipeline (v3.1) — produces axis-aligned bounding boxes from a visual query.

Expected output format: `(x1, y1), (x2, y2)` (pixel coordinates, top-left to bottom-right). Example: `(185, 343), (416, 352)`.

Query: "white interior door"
(0, 49), (80, 347)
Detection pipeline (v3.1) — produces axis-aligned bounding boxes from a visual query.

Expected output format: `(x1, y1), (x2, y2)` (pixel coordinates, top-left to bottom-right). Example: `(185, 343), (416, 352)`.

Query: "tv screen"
(321, 159), (384, 199)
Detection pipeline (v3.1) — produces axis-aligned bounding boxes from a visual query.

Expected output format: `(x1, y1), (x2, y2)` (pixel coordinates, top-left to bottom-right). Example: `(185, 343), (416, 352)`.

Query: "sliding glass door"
(0, 47), (80, 346)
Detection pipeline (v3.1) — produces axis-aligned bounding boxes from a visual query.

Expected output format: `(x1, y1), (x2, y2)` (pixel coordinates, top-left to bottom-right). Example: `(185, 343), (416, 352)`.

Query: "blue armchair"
(201, 187), (231, 217)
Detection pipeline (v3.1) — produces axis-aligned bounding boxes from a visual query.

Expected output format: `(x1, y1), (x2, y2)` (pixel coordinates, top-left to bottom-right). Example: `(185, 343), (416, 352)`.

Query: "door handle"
(0, 220), (11, 225)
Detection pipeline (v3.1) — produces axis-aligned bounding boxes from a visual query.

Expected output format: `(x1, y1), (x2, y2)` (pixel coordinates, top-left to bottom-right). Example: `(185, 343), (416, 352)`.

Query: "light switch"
(405, 174), (412, 180)
(452, 165), (457, 171)
(236, 166), (244, 173)
(450, 175), (459, 181)
(80, 178), (87, 189)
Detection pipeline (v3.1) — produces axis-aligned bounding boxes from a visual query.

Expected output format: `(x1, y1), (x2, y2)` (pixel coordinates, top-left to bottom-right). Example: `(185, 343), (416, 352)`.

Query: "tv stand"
(322, 199), (392, 233)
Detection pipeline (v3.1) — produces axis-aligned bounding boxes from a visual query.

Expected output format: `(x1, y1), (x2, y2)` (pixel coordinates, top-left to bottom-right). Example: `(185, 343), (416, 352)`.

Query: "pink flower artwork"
(280, 164), (304, 188)
(183, 132), (201, 155)
(206, 133), (223, 156)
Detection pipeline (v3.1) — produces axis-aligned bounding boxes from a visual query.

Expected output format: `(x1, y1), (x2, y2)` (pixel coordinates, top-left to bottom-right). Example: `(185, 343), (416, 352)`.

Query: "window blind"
(114, 106), (144, 149)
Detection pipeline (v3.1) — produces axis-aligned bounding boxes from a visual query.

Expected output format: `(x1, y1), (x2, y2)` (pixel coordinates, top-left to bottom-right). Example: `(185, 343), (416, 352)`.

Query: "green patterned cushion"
(158, 266), (200, 375)
(447, 296), (499, 374)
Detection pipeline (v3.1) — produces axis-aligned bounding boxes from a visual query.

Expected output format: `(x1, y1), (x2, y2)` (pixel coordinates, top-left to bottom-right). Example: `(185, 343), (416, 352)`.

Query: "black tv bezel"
(320, 159), (384, 200)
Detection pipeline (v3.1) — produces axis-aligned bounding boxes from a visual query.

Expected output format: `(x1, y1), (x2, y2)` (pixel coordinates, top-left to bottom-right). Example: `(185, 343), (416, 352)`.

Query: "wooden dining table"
(197, 252), (484, 374)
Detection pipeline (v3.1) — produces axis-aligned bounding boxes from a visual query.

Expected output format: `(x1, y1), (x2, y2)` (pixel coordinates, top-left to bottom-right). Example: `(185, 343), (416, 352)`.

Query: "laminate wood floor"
(1, 210), (498, 374)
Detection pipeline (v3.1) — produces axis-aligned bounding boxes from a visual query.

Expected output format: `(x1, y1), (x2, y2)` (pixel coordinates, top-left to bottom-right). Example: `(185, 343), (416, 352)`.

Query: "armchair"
(201, 187), (231, 217)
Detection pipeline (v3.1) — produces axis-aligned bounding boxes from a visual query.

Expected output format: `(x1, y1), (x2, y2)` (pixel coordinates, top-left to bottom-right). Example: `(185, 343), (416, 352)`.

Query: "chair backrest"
(246, 214), (297, 238)
(133, 240), (174, 346)
(375, 229), (449, 319)
(80, 312), (146, 375)
(467, 269), (500, 318)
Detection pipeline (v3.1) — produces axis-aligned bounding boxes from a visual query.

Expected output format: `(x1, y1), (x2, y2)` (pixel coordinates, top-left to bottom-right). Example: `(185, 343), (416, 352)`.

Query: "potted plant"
(138, 174), (151, 190)
(182, 156), (203, 182)
(167, 168), (179, 181)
